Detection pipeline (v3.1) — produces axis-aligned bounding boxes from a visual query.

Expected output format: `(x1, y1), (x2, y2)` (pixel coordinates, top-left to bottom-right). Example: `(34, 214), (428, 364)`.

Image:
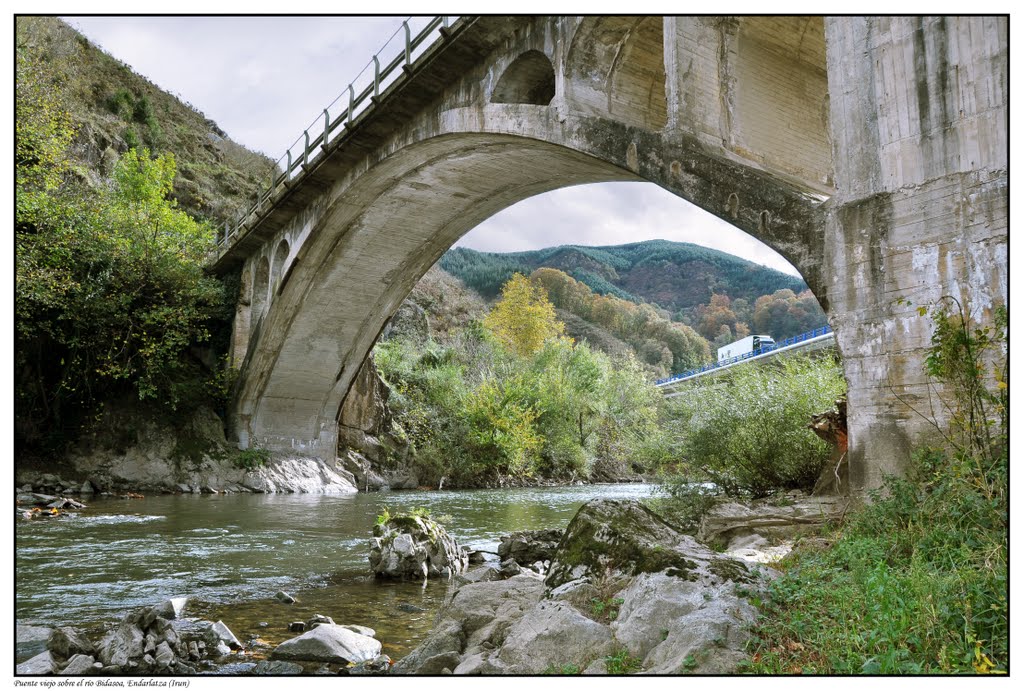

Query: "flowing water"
(15, 483), (658, 659)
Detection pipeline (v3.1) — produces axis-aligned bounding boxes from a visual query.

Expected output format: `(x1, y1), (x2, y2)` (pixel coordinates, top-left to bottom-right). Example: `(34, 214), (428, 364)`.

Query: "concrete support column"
(664, 16), (730, 145)
(823, 16), (1007, 490)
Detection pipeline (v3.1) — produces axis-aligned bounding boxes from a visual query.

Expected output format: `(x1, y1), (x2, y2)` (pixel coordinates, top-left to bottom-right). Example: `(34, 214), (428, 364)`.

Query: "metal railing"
(215, 16), (463, 251)
(655, 324), (835, 386)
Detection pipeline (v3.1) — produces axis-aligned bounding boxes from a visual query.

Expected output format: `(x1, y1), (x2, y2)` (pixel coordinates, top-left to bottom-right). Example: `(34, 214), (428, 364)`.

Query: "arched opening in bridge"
(730, 16), (833, 190)
(492, 50), (555, 105)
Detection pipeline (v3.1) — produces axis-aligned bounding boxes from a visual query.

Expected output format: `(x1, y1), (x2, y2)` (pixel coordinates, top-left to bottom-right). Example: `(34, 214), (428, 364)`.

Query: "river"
(15, 483), (658, 659)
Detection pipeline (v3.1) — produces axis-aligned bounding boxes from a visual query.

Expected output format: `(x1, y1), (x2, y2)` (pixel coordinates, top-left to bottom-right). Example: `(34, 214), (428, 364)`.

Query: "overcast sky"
(65, 15), (801, 276)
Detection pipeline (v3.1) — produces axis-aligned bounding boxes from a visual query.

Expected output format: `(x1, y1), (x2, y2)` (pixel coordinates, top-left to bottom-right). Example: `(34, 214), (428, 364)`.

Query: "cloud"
(457, 182), (802, 277)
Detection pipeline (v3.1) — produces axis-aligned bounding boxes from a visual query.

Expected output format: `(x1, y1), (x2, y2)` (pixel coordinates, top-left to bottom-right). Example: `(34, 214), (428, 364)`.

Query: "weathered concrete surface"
(217, 16), (1006, 492)
(823, 16), (1007, 488)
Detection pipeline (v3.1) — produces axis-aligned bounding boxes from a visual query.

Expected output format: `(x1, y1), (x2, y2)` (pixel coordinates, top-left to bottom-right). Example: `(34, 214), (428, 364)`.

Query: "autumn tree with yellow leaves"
(483, 273), (566, 357)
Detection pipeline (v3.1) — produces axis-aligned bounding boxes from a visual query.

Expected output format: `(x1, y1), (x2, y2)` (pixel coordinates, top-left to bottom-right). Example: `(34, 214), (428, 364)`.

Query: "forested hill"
(440, 240), (809, 313)
(17, 17), (275, 226)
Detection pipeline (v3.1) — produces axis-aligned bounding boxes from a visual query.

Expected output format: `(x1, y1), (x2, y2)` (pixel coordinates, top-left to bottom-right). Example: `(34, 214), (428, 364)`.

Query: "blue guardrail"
(655, 325), (833, 386)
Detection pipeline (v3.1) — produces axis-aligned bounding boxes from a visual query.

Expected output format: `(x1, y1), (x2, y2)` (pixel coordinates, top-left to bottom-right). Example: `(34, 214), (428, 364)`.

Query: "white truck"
(717, 334), (775, 362)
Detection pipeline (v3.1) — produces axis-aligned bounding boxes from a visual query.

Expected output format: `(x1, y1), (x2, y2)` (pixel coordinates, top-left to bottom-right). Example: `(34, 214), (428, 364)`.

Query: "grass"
(590, 596), (625, 623)
(604, 649), (642, 674)
(745, 453), (1007, 674)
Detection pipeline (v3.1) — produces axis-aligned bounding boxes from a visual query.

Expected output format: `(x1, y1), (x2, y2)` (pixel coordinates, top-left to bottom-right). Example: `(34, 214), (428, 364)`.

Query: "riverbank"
(16, 495), (779, 676)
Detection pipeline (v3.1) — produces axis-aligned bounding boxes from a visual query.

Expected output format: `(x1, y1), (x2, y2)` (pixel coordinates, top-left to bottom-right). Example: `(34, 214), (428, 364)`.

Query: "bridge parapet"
(210, 16), (464, 267)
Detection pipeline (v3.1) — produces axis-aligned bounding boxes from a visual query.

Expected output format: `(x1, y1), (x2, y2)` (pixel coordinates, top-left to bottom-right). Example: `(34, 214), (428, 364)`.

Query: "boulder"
(492, 601), (616, 674)
(48, 626), (95, 660)
(16, 624), (53, 661)
(275, 590), (296, 604)
(348, 654), (393, 675)
(252, 660), (304, 675)
(497, 529), (563, 566)
(306, 614), (335, 629)
(454, 563), (502, 587)
(58, 654), (95, 675)
(610, 571), (759, 672)
(545, 499), (715, 590)
(16, 650), (57, 675)
(271, 624), (381, 664)
(499, 559), (522, 578)
(209, 620), (243, 650)
(392, 575), (545, 674)
(154, 642), (175, 668)
(369, 513), (468, 579)
(97, 622), (144, 667)
(339, 624), (376, 638)
(150, 596), (188, 621)
(697, 495), (851, 544)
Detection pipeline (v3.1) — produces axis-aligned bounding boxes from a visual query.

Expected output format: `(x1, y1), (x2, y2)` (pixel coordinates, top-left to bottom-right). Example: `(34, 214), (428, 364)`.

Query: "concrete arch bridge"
(210, 16), (1007, 492)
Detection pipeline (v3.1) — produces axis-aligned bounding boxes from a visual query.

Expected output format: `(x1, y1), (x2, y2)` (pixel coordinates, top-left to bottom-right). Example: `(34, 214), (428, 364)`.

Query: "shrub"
(107, 88), (134, 119)
(666, 355), (846, 497)
(604, 649), (642, 674)
(233, 446), (269, 470)
(650, 480), (719, 534)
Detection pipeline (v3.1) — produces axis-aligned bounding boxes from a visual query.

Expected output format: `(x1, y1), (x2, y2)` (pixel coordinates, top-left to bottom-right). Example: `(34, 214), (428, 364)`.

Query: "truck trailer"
(717, 335), (776, 362)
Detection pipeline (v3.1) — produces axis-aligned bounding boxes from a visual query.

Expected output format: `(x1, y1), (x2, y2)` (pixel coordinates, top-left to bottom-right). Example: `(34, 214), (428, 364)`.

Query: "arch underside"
(238, 134), (638, 451)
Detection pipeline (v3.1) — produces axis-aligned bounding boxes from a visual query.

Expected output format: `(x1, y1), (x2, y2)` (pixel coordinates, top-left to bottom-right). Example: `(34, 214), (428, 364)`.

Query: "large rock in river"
(369, 513), (468, 579)
(271, 624), (381, 664)
(395, 499), (767, 675)
(498, 529), (562, 566)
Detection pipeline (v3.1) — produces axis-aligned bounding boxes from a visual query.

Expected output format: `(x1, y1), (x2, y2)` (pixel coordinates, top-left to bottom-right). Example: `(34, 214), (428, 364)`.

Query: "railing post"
(372, 55), (380, 98)
(286, 150), (292, 182)
(323, 109), (330, 149)
(303, 130), (310, 168)
(347, 85), (355, 125)
(403, 20), (411, 65)
(442, 16), (450, 28)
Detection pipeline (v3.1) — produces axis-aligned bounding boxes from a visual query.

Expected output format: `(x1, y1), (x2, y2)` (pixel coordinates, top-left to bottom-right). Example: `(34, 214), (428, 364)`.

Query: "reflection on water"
(16, 483), (657, 657)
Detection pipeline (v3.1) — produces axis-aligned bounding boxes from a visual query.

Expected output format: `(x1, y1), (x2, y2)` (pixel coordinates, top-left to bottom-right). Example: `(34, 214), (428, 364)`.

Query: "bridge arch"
(271, 238), (290, 295)
(232, 112), (827, 456)
(216, 16), (1006, 492)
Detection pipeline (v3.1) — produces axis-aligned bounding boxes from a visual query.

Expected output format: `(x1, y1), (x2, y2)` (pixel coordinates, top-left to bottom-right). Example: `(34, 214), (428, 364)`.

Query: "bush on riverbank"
(661, 355), (846, 499)
(746, 302), (1007, 674)
(374, 277), (664, 486)
(16, 39), (229, 452)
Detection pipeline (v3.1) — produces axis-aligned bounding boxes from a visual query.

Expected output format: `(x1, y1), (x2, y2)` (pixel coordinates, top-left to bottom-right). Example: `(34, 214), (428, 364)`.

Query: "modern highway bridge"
(655, 325), (836, 397)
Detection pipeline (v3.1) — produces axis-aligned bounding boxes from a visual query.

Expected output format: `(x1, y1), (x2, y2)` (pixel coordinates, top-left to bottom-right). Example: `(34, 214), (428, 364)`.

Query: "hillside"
(440, 240), (808, 311)
(440, 241), (827, 344)
(16, 17), (275, 226)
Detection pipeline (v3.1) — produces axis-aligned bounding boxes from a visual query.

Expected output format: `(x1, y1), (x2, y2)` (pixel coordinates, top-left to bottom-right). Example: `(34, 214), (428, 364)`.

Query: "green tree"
(16, 75), (225, 446)
(484, 273), (566, 357)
